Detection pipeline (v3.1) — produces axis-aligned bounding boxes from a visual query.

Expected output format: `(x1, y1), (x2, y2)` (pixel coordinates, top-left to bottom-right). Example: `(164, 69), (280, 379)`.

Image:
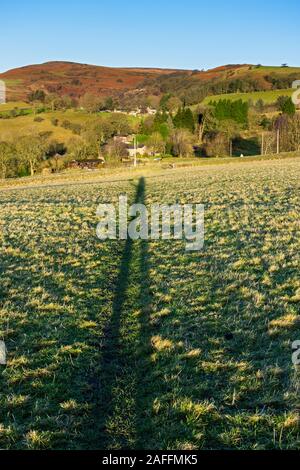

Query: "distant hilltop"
(0, 61), (299, 107)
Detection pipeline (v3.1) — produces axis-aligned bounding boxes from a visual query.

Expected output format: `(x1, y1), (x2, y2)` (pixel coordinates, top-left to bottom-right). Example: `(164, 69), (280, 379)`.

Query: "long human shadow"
(88, 177), (147, 449)
(88, 177), (195, 449)
(134, 222), (155, 449)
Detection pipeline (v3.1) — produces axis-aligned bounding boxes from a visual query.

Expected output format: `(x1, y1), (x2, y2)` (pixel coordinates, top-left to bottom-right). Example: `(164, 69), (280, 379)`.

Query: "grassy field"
(0, 109), (103, 142)
(251, 66), (300, 74)
(0, 157), (300, 449)
(0, 113), (76, 142)
(0, 107), (140, 142)
(1, 151), (299, 191)
(202, 89), (294, 105)
(0, 102), (30, 112)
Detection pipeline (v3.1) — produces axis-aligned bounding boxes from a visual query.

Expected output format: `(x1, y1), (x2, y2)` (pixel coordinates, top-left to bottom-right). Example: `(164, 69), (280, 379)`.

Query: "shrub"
(51, 117), (59, 126)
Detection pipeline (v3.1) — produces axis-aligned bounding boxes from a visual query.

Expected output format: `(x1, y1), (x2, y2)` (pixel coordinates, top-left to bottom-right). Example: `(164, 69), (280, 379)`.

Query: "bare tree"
(105, 139), (128, 160)
(195, 106), (216, 143)
(262, 132), (276, 155)
(0, 142), (15, 179)
(166, 96), (182, 113)
(16, 134), (47, 176)
(79, 93), (103, 113)
(170, 129), (194, 157)
(205, 132), (228, 157)
(288, 115), (300, 151)
(147, 132), (166, 155)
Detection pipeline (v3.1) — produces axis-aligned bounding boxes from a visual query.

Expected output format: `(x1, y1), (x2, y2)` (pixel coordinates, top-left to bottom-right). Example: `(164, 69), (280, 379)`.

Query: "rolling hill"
(0, 61), (300, 105)
(0, 61), (183, 101)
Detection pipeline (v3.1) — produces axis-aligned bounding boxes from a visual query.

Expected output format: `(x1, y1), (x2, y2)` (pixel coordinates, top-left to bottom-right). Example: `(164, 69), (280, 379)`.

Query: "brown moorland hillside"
(0, 61), (184, 101)
(1, 61), (299, 105)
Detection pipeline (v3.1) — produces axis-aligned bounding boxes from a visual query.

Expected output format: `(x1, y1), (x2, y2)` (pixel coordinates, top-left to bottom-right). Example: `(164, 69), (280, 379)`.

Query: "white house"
(0, 81), (6, 104)
(127, 144), (148, 157)
(146, 107), (157, 115)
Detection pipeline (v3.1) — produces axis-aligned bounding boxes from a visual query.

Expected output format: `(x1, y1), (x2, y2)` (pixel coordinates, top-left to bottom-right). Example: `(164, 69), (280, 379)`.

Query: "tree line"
(1, 92), (300, 179)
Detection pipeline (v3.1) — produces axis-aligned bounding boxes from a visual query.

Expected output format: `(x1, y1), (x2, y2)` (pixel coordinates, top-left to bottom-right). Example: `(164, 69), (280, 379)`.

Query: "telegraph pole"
(276, 129), (280, 154)
(133, 135), (137, 168)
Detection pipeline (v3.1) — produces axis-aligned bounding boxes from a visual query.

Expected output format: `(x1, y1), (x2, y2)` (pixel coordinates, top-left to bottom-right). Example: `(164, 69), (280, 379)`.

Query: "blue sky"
(1, 0), (299, 72)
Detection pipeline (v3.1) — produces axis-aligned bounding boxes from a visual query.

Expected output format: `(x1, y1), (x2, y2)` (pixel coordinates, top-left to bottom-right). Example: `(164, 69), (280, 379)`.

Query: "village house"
(113, 135), (134, 145)
(146, 107), (157, 115)
(127, 144), (148, 157)
(127, 107), (157, 116)
(113, 135), (151, 157)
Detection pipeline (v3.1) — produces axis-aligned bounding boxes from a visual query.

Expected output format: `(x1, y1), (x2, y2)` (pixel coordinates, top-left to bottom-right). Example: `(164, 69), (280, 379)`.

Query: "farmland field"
(0, 102), (30, 112)
(202, 89), (294, 105)
(0, 113), (76, 142)
(0, 107), (140, 143)
(0, 157), (300, 450)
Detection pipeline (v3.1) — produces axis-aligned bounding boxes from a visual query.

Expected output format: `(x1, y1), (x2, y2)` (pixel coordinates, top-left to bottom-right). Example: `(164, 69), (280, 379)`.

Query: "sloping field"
(0, 109), (140, 143)
(0, 102), (29, 112)
(0, 158), (299, 449)
(203, 89), (294, 105)
(0, 112), (77, 142)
